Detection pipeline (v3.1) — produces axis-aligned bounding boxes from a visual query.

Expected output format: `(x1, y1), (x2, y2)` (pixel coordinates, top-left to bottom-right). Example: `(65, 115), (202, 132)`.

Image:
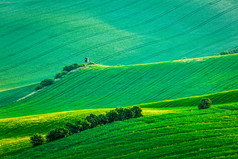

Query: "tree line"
(30, 106), (143, 147)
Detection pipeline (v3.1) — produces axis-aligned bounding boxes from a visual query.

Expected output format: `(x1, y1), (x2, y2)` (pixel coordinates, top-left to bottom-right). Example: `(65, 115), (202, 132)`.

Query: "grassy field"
(6, 103), (238, 159)
(1, 0), (237, 158)
(1, 0), (238, 90)
(0, 84), (37, 107)
(0, 107), (174, 158)
(139, 89), (238, 108)
(1, 87), (237, 158)
(1, 54), (237, 118)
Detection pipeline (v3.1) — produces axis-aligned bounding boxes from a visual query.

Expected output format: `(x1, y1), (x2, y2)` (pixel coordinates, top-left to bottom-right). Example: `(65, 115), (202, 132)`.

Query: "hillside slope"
(10, 103), (238, 159)
(1, 0), (238, 90)
(0, 84), (37, 107)
(1, 54), (238, 118)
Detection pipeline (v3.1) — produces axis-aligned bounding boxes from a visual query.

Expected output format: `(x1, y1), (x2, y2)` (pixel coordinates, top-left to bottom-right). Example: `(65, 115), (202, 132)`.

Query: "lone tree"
(30, 134), (45, 147)
(198, 98), (212, 110)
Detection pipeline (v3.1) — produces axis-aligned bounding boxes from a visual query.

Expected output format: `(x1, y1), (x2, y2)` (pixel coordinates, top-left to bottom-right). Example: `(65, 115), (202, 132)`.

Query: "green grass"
(1, 54), (238, 118)
(8, 103), (238, 159)
(139, 89), (238, 108)
(0, 84), (37, 107)
(0, 107), (173, 158)
(1, 0), (238, 90)
(0, 108), (111, 158)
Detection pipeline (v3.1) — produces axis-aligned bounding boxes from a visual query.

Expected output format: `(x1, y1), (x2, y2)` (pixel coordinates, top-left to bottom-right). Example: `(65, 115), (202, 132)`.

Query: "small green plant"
(30, 134), (45, 147)
(130, 106), (143, 118)
(106, 110), (119, 123)
(46, 127), (69, 142)
(198, 98), (212, 109)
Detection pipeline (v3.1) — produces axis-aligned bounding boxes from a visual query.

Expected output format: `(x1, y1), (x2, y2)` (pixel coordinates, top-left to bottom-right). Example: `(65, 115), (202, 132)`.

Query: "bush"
(65, 122), (82, 134)
(130, 106), (143, 118)
(80, 120), (91, 130)
(30, 134), (45, 147)
(98, 114), (108, 125)
(219, 47), (238, 55)
(55, 71), (68, 79)
(106, 110), (119, 123)
(85, 114), (99, 128)
(87, 61), (95, 65)
(46, 127), (69, 142)
(78, 63), (86, 67)
(198, 98), (212, 109)
(35, 84), (43, 91)
(62, 63), (86, 72)
(40, 78), (54, 87)
(115, 107), (133, 121)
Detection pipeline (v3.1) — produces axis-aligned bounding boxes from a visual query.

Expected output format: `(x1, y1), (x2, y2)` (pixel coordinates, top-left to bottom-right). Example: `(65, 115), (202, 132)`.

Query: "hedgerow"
(218, 47), (238, 55)
(30, 106), (143, 147)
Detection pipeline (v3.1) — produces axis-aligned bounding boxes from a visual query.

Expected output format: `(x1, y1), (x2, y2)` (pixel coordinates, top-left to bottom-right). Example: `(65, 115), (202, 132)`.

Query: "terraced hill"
(1, 0), (238, 90)
(1, 54), (238, 118)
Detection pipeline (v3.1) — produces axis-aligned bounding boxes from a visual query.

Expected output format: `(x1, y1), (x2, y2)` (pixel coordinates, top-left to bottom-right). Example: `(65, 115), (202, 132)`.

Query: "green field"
(1, 54), (237, 119)
(0, 84), (37, 107)
(1, 0), (238, 158)
(1, 0), (238, 90)
(3, 103), (237, 159)
(0, 84), (237, 158)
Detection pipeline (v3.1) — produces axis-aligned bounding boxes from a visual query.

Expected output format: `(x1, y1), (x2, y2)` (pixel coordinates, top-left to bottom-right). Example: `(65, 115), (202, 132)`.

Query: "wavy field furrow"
(8, 104), (238, 159)
(0, 54), (237, 118)
(1, 0), (238, 90)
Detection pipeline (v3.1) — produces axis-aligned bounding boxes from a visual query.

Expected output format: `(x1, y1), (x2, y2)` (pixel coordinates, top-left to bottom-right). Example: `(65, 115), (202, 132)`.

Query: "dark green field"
(1, 0), (238, 90)
(1, 0), (238, 158)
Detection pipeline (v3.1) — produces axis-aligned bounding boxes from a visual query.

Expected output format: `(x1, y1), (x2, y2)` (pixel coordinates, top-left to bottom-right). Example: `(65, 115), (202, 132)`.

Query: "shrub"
(65, 122), (82, 134)
(80, 120), (91, 130)
(115, 107), (133, 121)
(78, 63), (86, 67)
(219, 47), (238, 55)
(130, 106), (143, 118)
(98, 114), (108, 125)
(40, 78), (54, 87)
(106, 110), (119, 123)
(87, 61), (95, 65)
(62, 63), (86, 72)
(46, 127), (69, 142)
(198, 98), (212, 110)
(30, 134), (45, 147)
(85, 114), (99, 128)
(55, 71), (68, 79)
(35, 84), (43, 91)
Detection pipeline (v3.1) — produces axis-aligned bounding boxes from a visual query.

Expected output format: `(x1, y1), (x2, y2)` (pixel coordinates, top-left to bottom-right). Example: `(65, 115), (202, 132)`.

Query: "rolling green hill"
(8, 103), (238, 159)
(1, 0), (238, 90)
(1, 54), (238, 118)
(0, 83), (37, 107)
(139, 89), (238, 108)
